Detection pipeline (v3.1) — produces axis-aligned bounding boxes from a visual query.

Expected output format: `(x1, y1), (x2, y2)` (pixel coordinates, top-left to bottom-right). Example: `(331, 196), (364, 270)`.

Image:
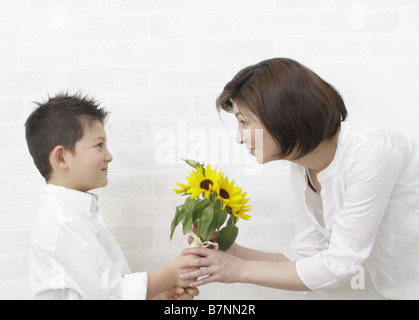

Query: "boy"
(25, 92), (198, 300)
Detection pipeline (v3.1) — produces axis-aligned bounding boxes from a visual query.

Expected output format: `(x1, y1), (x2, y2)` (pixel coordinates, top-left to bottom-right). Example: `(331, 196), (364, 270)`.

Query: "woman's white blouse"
(283, 122), (419, 299)
(29, 185), (148, 300)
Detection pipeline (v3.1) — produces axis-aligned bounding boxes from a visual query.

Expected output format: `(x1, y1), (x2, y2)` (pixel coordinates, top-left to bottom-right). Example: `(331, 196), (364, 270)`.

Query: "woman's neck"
(290, 126), (340, 173)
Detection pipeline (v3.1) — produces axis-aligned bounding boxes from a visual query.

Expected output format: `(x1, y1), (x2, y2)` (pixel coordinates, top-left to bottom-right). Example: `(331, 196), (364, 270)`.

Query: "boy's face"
(66, 120), (113, 192)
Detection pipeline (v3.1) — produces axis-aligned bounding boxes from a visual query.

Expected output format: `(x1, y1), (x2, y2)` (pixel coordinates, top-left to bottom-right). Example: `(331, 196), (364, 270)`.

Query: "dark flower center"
(219, 188), (229, 199)
(200, 179), (213, 190)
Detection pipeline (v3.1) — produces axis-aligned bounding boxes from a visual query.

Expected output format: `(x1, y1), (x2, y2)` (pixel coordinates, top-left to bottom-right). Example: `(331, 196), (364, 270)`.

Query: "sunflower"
(231, 197), (251, 221)
(174, 182), (189, 194)
(217, 176), (251, 220)
(186, 164), (223, 199)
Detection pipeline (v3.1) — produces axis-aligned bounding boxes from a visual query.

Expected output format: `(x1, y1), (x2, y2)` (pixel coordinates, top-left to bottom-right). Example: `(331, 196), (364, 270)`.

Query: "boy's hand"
(174, 287), (200, 300)
(153, 287), (200, 300)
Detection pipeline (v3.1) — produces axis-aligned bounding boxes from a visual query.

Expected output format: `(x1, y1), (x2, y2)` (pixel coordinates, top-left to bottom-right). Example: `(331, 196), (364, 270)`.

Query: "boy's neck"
(46, 177), (89, 193)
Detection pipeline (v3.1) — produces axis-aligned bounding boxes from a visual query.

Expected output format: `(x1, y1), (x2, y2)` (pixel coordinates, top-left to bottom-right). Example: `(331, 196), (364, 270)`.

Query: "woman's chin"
(254, 156), (265, 164)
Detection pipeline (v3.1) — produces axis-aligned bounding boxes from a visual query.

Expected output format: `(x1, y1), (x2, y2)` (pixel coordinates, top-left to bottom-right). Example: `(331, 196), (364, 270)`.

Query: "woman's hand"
(179, 247), (309, 291)
(171, 254), (199, 288)
(178, 247), (243, 287)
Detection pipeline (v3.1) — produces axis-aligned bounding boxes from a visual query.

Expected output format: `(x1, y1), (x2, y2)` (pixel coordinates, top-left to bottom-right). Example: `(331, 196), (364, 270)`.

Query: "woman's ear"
(49, 145), (68, 171)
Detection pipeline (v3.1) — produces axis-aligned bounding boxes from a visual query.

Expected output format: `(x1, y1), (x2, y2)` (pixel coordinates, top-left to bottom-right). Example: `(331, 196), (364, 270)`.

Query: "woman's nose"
(236, 129), (243, 144)
(236, 129), (247, 145)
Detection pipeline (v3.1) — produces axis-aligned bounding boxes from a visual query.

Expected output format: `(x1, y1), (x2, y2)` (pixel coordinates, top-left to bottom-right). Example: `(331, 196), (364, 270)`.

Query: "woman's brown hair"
(216, 58), (347, 159)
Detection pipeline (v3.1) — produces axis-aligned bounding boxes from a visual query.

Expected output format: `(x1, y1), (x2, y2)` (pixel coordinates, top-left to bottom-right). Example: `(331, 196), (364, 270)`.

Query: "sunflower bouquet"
(170, 159), (251, 252)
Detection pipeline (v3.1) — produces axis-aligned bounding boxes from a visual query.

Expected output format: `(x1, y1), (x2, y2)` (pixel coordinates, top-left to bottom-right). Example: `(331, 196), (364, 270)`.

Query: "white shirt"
(29, 184), (148, 300)
(283, 122), (419, 299)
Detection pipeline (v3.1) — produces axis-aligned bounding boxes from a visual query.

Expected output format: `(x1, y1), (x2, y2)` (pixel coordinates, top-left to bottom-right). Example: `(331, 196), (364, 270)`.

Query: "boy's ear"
(50, 145), (68, 171)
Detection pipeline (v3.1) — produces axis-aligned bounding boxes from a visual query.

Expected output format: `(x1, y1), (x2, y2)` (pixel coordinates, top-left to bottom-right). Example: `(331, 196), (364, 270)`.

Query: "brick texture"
(1, 0), (418, 300)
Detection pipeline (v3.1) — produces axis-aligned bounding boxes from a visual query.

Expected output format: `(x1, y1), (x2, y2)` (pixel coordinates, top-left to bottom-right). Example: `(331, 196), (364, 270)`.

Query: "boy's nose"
(105, 150), (113, 163)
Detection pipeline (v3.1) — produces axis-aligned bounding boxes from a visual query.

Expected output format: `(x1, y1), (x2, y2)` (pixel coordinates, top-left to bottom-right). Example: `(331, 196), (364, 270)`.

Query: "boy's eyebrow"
(93, 136), (106, 141)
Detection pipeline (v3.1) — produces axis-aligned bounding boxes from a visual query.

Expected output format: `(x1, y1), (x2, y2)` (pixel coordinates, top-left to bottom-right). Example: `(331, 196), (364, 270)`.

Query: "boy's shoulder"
(31, 185), (98, 248)
(37, 196), (81, 225)
(38, 184), (94, 220)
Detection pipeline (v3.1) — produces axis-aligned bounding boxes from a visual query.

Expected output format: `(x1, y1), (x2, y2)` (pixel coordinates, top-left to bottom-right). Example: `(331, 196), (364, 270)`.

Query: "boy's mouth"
(101, 167), (108, 171)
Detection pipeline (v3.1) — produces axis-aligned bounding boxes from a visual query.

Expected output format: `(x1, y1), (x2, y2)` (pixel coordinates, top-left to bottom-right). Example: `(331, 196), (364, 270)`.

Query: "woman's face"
(232, 102), (281, 164)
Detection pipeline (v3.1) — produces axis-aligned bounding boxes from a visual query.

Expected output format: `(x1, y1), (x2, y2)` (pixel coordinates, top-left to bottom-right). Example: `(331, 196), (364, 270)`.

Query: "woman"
(179, 58), (419, 299)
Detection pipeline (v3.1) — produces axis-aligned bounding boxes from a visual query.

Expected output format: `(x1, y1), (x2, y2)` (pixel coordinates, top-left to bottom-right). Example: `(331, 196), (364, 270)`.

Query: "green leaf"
(192, 198), (211, 221)
(182, 210), (193, 234)
(182, 202), (194, 235)
(184, 196), (195, 212)
(170, 204), (186, 240)
(209, 191), (218, 203)
(217, 224), (238, 252)
(215, 208), (228, 230)
(182, 159), (203, 170)
(227, 214), (238, 226)
(205, 208), (221, 241)
(201, 206), (215, 240)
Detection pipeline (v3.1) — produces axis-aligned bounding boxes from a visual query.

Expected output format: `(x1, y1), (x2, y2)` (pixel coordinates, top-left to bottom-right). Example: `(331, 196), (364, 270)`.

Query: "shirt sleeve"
(282, 225), (328, 261)
(54, 219), (148, 300)
(296, 141), (406, 292)
(122, 272), (148, 300)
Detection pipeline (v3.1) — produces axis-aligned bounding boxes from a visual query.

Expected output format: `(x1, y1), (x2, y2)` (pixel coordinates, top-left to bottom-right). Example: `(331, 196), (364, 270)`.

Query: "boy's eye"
(97, 143), (103, 149)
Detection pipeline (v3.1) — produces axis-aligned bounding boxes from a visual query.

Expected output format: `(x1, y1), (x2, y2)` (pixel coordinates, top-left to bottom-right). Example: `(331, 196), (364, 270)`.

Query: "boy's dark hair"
(25, 91), (109, 181)
(216, 58), (347, 160)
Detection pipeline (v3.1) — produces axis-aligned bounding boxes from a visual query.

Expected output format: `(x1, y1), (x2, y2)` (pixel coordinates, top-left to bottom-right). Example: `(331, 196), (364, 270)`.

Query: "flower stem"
(196, 219), (202, 239)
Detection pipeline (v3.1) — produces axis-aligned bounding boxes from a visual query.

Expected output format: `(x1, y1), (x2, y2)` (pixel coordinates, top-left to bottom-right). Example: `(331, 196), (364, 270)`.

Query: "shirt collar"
(40, 184), (99, 218)
(317, 121), (349, 182)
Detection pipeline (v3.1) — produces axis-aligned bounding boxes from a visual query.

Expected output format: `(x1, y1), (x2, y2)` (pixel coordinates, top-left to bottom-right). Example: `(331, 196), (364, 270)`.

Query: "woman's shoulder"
(343, 122), (414, 159)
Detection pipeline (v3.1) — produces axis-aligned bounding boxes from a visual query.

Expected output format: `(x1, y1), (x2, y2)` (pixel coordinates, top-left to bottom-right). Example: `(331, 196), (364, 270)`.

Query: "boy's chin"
(86, 180), (108, 191)
(98, 180), (109, 189)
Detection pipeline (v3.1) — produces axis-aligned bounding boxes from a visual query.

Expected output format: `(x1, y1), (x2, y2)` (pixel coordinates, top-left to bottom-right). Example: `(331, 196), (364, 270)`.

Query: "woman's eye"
(240, 120), (248, 127)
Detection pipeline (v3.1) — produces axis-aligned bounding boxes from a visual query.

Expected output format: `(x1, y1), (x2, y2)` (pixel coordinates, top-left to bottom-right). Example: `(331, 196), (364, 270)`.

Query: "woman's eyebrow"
(234, 112), (243, 117)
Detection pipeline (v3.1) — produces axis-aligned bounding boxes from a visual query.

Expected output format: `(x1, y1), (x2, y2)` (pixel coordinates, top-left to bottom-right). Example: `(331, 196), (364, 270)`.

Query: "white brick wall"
(1, 0), (418, 300)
